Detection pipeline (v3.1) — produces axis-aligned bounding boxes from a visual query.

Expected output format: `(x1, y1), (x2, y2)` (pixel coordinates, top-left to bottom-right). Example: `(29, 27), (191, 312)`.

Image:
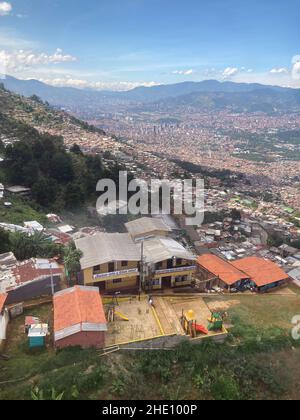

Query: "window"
(108, 262), (115, 272)
(155, 262), (163, 270)
(151, 279), (161, 286)
(176, 258), (182, 266)
(93, 265), (101, 273)
(175, 276), (188, 283)
(167, 259), (173, 269)
(113, 278), (122, 284)
(121, 261), (128, 267)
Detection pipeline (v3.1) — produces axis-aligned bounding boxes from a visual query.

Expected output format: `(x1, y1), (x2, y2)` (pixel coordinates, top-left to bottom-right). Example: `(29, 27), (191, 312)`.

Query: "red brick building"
(53, 286), (107, 349)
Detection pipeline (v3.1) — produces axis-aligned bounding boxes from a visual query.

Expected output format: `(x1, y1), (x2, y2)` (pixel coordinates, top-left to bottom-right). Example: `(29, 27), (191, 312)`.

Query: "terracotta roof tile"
(0, 293), (8, 312)
(232, 257), (289, 287)
(53, 286), (107, 333)
(197, 254), (248, 286)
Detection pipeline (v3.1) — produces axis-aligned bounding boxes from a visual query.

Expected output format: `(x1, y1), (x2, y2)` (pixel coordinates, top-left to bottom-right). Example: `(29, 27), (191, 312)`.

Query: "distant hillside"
(0, 84), (120, 214)
(1, 75), (117, 109)
(2, 75), (300, 114)
(0, 82), (106, 135)
(139, 88), (300, 114)
(118, 80), (294, 103)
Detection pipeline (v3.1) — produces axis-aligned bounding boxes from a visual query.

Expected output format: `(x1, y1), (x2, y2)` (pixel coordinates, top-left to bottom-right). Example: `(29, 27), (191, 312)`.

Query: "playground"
(170, 297), (227, 339)
(104, 297), (163, 347)
(104, 295), (227, 347)
(1, 291), (300, 400)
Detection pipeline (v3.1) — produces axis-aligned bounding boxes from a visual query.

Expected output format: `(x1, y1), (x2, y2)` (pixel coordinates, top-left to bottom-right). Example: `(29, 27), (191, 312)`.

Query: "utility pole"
(139, 240), (145, 301)
(50, 262), (55, 296)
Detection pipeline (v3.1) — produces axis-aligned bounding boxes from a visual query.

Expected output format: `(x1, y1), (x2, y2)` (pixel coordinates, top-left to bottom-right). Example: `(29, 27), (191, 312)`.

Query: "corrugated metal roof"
(125, 217), (171, 238)
(141, 237), (196, 265)
(75, 233), (141, 270)
(288, 268), (300, 281)
(0, 252), (17, 271)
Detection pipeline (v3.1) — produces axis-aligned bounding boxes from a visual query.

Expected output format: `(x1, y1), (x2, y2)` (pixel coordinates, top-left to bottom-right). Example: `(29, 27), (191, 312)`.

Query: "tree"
(0, 228), (10, 253)
(64, 183), (85, 208)
(63, 242), (82, 282)
(70, 144), (83, 155)
(230, 209), (242, 220)
(0, 138), (4, 153)
(9, 231), (62, 261)
(4, 142), (39, 185)
(32, 177), (59, 208)
(31, 387), (64, 401)
(50, 152), (74, 183)
(29, 95), (44, 104)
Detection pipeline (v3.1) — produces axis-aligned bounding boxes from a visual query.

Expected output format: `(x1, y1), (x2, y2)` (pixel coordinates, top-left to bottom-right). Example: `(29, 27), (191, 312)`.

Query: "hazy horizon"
(2, 73), (300, 93)
(0, 0), (299, 91)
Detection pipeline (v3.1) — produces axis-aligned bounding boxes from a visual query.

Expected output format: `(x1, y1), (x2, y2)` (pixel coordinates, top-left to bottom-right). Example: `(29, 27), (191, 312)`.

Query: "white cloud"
(0, 48), (77, 72)
(222, 67), (239, 78)
(0, 2), (12, 16)
(270, 67), (289, 74)
(38, 77), (158, 91)
(292, 61), (300, 80)
(291, 55), (300, 80)
(172, 69), (195, 76)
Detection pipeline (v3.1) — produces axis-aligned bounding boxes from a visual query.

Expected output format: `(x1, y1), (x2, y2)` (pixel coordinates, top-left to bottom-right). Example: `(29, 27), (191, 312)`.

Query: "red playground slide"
(195, 324), (209, 335)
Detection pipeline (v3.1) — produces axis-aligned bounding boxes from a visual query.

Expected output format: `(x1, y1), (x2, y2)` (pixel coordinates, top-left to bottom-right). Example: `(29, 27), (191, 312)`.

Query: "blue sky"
(0, 0), (300, 90)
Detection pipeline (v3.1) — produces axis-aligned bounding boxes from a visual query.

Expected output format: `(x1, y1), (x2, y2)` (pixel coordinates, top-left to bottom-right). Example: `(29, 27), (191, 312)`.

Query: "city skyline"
(0, 0), (300, 90)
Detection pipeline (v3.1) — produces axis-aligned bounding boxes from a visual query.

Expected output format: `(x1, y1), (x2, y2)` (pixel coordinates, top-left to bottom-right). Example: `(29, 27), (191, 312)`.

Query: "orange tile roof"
(53, 286), (107, 333)
(232, 257), (289, 287)
(197, 254), (248, 286)
(0, 293), (8, 313)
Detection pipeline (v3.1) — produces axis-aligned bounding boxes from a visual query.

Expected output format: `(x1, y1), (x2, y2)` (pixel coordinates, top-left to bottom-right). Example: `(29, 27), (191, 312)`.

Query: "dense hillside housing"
(0, 254), (62, 303)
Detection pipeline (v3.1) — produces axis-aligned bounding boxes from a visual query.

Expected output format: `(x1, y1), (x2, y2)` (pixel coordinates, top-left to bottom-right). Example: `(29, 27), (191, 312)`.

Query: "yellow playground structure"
(180, 309), (209, 338)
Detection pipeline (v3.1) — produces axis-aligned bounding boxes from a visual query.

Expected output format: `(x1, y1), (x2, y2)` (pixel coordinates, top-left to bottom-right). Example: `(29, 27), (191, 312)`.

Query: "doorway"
(162, 276), (172, 288)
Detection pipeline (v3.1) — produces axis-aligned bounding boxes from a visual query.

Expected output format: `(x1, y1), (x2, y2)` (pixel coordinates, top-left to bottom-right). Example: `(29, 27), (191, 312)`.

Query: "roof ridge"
(74, 286), (84, 326)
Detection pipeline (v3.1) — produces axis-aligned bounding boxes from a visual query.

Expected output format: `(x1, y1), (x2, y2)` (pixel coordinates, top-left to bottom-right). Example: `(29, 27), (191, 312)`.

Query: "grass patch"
(1, 292), (300, 400)
(0, 196), (47, 225)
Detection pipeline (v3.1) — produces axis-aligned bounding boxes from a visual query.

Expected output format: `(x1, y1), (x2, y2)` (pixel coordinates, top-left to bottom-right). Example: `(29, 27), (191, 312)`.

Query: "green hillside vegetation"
(0, 85), (126, 216)
(0, 196), (47, 225)
(1, 291), (300, 400)
(0, 228), (63, 260)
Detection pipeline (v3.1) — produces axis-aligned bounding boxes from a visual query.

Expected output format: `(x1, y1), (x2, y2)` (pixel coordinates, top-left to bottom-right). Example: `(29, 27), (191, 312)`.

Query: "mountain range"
(1, 75), (300, 114)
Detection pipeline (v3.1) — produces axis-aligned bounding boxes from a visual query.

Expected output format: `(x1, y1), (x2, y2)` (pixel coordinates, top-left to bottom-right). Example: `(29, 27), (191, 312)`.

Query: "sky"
(0, 0), (300, 91)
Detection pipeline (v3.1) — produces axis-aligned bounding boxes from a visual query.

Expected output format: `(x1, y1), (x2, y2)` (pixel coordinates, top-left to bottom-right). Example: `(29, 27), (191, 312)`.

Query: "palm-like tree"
(63, 242), (83, 284)
(31, 387), (64, 401)
(10, 231), (50, 260)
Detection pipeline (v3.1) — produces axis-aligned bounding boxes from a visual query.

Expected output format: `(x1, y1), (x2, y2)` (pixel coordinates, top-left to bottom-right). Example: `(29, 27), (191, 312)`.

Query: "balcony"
(155, 266), (196, 276)
(93, 268), (139, 281)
